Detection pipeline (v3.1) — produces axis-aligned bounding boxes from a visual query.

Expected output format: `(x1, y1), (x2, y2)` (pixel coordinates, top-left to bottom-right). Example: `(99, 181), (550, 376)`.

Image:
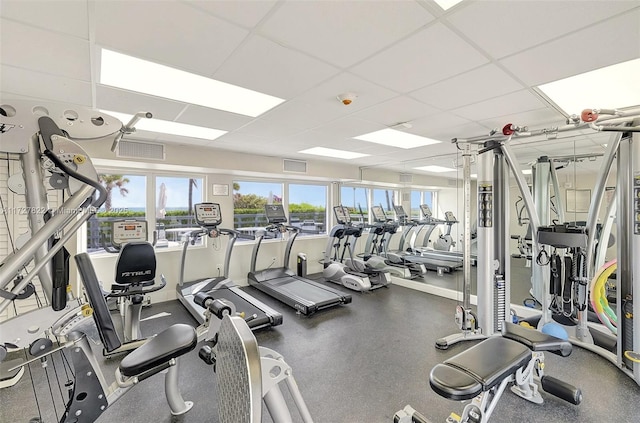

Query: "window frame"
(232, 178), (329, 242)
(83, 167), (208, 256)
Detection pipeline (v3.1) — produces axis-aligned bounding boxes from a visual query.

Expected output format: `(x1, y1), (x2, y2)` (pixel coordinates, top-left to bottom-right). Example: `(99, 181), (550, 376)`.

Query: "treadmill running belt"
(265, 277), (341, 305)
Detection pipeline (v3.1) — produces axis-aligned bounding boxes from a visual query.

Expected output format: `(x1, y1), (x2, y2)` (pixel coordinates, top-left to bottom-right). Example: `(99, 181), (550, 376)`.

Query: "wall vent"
(402, 192), (410, 202)
(117, 140), (165, 160)
(447, 179), (459, 187)
(399, 173), (413, 183)
(283, 159), (307, 173)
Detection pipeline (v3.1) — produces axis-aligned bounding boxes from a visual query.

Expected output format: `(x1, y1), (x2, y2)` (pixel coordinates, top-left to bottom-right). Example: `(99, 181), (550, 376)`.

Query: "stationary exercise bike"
(432, 211), (457, 251)
(102, 220), (166, 343)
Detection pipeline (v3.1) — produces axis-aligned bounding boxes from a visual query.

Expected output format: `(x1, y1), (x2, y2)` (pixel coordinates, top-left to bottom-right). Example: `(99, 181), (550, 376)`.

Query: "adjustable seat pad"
(502, 322), (572, 357)
(115, 241), (157, 286)
(119, 324), (197, 377)
(430, 337), (530, 401)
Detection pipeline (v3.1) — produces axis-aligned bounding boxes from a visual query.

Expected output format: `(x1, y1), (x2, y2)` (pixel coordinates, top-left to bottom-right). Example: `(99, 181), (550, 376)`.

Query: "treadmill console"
(393, 205), (408, 220)
(334, 206), (351, 224)
(111, 220), (148, 248)
(264, 204), (288, 224)
(195, 202), (222, 226)
(371, 206), (387, 223)
(420, 204), (433, 219)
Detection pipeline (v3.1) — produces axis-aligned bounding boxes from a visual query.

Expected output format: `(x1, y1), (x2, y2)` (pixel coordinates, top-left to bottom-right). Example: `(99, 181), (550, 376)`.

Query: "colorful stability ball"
(541, 322), (569, 340)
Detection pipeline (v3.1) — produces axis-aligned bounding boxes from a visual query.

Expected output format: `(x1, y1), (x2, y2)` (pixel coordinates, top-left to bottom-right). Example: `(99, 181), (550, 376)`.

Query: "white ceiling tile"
(1, 65), (91, 106)
(94, 1), (248, 76)
(259, 1), (434, 67)
(96, 86), (187, 120)
(353, 96), (439, 126)
(294, 72), (399, 112)
(178, 104), (253, 131)
(499, 10), (640, 86)
(256, 99), (347, 133)
(0, 0), (88, 38)
(213, 35), (340, 99)
(447, 1), (638, 59)
(351, 22), (488, 93)
(1, 19), (90, 80)
(410, 64), (525, 110)
(234, 116), (306, 139)
(451, 90), (547, 121)
(185, 0), (277, 28)
(311, 117), (385, 139)
(408, 111), (472, 135)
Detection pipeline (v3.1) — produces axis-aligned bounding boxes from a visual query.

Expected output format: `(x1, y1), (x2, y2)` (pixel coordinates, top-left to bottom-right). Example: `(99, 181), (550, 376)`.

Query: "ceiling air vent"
(117, 140), (165, 160)
(283, 159), (307, 173)
(399, 173), (413, 183)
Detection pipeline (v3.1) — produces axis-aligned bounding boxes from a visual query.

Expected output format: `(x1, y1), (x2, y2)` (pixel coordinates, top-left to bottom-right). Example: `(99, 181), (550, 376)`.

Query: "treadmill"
(177, 202), (282, 330)
(406, 205), (477, 266)
(248, 204), (352, 315)
(371, 206), (460, 273)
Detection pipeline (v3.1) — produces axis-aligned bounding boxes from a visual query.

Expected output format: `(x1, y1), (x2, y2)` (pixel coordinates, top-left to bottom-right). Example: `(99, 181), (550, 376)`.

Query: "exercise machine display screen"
(420, 204), (432, 218)
(445, 211), (458, 222)
(393, 205), (407, 219)
(334, 206), (351, 224)
(111, 220), (148, 247)
(195, 203), (222, 226)
(371, 206), (387, 223)
(264, 204), (287, 224)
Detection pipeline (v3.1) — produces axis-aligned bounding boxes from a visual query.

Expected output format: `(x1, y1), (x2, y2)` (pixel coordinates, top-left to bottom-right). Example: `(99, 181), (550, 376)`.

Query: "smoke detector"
(337, 92), (357, 105)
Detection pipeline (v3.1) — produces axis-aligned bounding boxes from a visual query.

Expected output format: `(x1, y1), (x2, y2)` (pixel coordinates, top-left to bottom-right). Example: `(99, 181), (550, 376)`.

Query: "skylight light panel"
(104, 110), (227, 140)
(433, 0), (465, 11)
(354, 128), (441, 149)
(414, 165), (455, 173)
(538, 58), (640, 116)
(298, 147), (369, 160)
(100, 49), (285, 117)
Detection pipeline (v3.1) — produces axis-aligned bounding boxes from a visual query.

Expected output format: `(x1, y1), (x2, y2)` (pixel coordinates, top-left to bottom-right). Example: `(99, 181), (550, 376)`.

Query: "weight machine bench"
(395, 322), (581, 423)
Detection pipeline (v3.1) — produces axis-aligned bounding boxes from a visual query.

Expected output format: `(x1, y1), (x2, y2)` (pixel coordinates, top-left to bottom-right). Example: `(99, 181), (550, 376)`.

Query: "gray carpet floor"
(1, 265), (639, 423)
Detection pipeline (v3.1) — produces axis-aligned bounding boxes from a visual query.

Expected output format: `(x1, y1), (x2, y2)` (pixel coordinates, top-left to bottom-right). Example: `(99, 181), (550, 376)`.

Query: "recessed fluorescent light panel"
(354, 128), (441, 149)
(100, 49), (285, 117)
(414, 165), (455, 173)
(104, 111), (227, 140)
(298, 147), (369, 160)
(538, 58), (640, 115)
(521, 169), (532, 175)
(433, 0), (465, 11)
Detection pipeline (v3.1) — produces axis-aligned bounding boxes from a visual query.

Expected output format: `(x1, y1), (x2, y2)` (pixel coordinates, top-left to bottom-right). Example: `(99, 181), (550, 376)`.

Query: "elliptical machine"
(323, 206), (390, 291)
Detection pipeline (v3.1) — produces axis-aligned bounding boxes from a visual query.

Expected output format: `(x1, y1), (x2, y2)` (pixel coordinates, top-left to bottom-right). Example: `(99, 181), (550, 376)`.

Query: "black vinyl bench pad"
(502, 322), (572, 357)
(120, 324), (197, 377)
(430, 337), (531, 401)
(430, 323), (573, 401)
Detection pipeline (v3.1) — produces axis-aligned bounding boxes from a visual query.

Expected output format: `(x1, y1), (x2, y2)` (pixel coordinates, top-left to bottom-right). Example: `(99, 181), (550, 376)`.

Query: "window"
(233, 181), (282, 236)
(410, 190), (421, 219)
(87, 173), (205, 253)
(155, 176), (203, 247)
(410, 190), (436, 219)
(87, 173), (146, 253)
(372, 188), (396, 216)
(288, 184), (326, 236)
(340, 186), (369, 224)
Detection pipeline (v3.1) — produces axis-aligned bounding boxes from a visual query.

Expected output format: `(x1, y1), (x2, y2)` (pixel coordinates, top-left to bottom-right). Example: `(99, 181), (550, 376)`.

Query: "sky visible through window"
(100, 175), (202, 211)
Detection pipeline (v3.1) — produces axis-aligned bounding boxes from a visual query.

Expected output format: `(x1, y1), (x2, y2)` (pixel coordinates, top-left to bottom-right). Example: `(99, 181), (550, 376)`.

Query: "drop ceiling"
(1, 0), (638, 178)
